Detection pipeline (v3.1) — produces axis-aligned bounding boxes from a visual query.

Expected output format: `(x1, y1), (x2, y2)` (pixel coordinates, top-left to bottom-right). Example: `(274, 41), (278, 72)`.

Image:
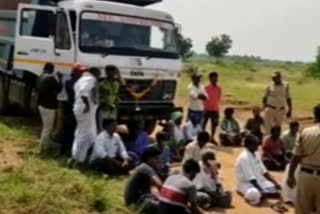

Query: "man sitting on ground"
(281, 120), (300, 160)
(183, 114), (203, 144)
(262, 125), (286, 171)
(168, 111), (185, 161)
(194, 151), (232, 209)
(90, 118), (133, 175)
(183, 131), (211, 163)
(219, 107), (243, 146)
(281, 120), (300, 204)
(154, 131), (171, 180)
(124, 147), (162, 213)
(236, 135), (281, 206)
(245, 106), (264, 143)
(159, 159), (204, 214)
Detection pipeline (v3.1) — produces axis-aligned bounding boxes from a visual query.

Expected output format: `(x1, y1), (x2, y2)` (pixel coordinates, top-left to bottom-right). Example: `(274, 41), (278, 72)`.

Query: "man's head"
(244, 134), (259, 153)
(191, 73), (201, 87)
(156, 131), (169, 148)
(209, 72), (218, 85)
(197, 131), (210, 147)
(103, 118), (117, 135)
(141, 147), (161, 169)
(270, 125), (281, 139)
(224, 107), (235, 119)
(171, 111), (183, 126)
(289, 120), (300, 134)
(43, 62), (55, 74)
(182, 159), (200, 181)
(314, 104), (320, 123)
(252, 106), (261, 117)
(72, 63), (87, 79)
(202, 151), (216, 166)
(105, 65), (119, 81)
(272, 71), (282, 85)
(88, 67), (101, 79)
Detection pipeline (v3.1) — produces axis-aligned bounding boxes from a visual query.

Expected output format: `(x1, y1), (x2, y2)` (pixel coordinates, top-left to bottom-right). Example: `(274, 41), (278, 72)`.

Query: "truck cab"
(0, 0), (182, 124)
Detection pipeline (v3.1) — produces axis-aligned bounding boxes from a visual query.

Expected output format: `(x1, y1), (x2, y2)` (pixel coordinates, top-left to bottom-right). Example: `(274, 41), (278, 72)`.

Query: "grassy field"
(0, 58), (319, 214)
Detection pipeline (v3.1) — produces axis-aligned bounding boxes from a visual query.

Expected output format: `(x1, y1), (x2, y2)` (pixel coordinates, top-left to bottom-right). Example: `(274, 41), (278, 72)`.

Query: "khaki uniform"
(294, 124), (320, 214)
(264, 82), (290, 134)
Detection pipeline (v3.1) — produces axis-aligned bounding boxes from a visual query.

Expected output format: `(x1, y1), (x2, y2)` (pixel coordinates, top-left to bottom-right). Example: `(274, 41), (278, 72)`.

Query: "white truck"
(0, 0), (182, 128)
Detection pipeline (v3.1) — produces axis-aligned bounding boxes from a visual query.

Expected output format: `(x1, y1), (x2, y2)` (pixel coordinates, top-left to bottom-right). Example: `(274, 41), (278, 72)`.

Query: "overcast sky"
(151, 0), (320, 62)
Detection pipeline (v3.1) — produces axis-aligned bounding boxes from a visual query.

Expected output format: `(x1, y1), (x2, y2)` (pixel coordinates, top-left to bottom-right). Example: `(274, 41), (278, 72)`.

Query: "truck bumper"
(118, 103), (182, 121)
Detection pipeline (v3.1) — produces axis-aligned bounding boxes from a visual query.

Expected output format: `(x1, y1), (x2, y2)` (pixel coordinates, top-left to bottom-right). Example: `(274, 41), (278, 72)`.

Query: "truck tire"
(0, 74), (9, 114)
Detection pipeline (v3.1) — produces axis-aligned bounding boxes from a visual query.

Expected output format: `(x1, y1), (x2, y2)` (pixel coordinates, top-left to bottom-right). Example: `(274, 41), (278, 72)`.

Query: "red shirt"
(204, 84), (222, 111)
(262, 136), (284, 158)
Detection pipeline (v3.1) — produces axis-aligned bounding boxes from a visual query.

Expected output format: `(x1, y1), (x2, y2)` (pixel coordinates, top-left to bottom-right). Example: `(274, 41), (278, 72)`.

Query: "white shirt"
(90, 131), (129, 162)
(183, 121), (202, 142)
(194, 161), (220, 191)
(235, 149), (270, 194)
(73, 73), (97, 116)
(173, 124), (184, 144)
(188, 83), (207, 111)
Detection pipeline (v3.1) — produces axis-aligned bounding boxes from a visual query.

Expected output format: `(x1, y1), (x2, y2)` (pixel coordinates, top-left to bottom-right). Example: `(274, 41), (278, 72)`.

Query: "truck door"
(14, 4), (56, 76)
(54, 10), (75, 75)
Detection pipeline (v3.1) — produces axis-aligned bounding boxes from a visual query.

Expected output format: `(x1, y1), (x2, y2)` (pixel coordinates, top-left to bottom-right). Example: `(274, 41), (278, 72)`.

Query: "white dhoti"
(282, 164), (299, 203)
(72, 103), (97, 163)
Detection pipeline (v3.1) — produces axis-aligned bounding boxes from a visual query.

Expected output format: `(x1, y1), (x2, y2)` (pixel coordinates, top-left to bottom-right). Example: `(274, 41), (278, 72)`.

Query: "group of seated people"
(85, 104), (300, 213)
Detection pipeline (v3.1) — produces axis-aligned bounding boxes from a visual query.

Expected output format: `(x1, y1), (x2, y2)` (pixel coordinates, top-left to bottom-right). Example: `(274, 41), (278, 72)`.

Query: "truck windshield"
(80, 12), (179, 59)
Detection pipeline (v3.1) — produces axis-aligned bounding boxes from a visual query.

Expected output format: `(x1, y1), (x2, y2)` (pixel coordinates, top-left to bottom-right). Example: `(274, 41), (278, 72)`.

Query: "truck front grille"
(119, 80), (176, 102)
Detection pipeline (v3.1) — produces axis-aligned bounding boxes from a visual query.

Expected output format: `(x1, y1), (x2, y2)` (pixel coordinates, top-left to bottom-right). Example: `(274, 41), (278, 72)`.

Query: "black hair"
(141, 147), (161, 163)
(88, 67), (101, 77)
(224, 107), (234, 115)
(289, 120), (299, 128)
(103, 118), (116, 128)
(202, 151), (216, 163)
(314, 104), (320, 122)
(244, 134), (259, 148)
(270, 125), (281, 134)
(105, 65), (118, 73)
(197, 131), (210, 143)
(43, 62), (54, 74)
(156, 131), (169, 142)
(209, 72), (218, 79)
(183, 159), (200, 174)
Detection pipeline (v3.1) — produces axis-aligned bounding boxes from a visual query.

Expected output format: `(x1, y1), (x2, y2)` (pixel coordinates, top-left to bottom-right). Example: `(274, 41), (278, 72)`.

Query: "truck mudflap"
(118, 103), (182, 121)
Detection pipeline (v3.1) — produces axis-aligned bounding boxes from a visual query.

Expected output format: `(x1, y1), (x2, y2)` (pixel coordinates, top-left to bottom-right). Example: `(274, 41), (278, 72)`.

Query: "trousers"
(38, 106), (56, 152)
(264, 107), (285, 134)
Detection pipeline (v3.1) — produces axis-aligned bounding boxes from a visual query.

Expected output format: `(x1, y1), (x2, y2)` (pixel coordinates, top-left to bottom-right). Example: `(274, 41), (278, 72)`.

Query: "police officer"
(263, 71), (292, 134)
(287, 104), (320, 214)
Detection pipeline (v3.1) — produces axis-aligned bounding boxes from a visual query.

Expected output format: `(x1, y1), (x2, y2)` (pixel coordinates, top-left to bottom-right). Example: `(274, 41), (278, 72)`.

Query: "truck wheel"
(0, 74), (9, 114)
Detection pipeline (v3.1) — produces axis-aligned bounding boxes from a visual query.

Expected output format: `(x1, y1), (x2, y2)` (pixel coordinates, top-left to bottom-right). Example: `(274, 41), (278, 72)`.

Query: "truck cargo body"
(0, 0), (181, 123)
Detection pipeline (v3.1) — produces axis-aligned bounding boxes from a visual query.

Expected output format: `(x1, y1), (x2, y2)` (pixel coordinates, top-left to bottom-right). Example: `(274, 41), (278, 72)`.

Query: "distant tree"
(176, 31), (194, 60)
(206, 34), (233, 57)
(307, 46), (320, 77)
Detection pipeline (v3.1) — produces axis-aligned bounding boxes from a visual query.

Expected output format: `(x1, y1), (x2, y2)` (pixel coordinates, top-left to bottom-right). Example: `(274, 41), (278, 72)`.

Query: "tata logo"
(130, 70), (144, 76)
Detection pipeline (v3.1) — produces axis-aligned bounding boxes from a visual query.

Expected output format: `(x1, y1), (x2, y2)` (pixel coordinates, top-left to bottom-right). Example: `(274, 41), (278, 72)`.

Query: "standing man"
(287, 104), (320, 214)
(98, 65), (125, 132)
(38, 62), (62, 153)
(203, 72), (222, 144)
(61, 63), (86, 156)
(187, 71), (207, 124)
(72, 67), (100, 163)
(263, 71), (292, 134)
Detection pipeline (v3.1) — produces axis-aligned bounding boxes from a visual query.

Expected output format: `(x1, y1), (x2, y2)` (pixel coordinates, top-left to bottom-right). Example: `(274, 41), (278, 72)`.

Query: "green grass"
(179, 59), (320, 114)
(0, 117), (137, 214)
(1, 58), (320, 214)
